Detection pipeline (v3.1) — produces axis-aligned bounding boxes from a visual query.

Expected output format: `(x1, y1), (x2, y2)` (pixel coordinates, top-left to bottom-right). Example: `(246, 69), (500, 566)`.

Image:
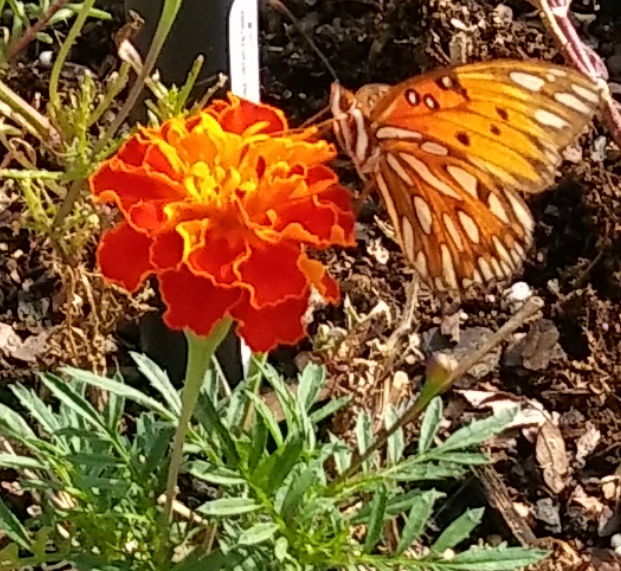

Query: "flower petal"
(97, 221), (153, 291)
(238, 242), (308, 307)
(233, 292), (308, 352)
(159, 267), (242, 336)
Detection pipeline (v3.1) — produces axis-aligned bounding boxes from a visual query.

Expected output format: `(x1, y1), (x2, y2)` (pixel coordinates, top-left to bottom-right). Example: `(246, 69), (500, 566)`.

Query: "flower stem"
(163, 318), (232, 522)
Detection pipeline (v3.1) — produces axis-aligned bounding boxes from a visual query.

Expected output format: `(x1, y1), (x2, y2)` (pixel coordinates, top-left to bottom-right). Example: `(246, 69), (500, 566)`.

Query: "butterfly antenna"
(266, 0), (339, 83)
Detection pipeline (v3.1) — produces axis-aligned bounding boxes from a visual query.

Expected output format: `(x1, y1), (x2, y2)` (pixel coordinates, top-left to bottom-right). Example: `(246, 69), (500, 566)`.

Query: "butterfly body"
(331, 60), (601, 292)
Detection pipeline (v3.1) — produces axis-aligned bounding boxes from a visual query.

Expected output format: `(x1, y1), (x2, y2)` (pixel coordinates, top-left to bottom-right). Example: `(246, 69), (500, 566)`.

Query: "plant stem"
(163, 319), (232, 522)
(48, 0), (96, 121)
(94, 0), (184, 153)
(0, 84), (61, 146)
(336, 296), (544, 483)
(8, 0), (70, 61)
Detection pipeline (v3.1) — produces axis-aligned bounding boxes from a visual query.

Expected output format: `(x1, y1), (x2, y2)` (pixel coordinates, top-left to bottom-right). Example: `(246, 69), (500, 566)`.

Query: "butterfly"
(330, 60), (601, 293)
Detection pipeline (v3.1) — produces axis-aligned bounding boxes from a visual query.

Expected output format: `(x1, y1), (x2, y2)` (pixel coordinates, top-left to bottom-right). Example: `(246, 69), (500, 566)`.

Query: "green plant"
(0, 355), (545, 570)
(0, 0), (110, 62)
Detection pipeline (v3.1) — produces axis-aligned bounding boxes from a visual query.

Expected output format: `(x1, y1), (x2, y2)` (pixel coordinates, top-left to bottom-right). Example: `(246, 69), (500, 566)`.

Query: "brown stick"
(337, 296), (544, 482)
(8, 0), (71, 61)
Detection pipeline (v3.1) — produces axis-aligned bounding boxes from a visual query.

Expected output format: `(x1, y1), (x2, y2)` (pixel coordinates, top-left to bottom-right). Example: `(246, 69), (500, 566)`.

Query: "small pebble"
(39, 50), (54, 68)
(611, 533), (621, 550)
(504, 281), (532, 303)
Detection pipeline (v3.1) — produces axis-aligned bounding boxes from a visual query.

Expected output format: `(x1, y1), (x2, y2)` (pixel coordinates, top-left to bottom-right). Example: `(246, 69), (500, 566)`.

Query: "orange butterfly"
(330, 60), (601, 292)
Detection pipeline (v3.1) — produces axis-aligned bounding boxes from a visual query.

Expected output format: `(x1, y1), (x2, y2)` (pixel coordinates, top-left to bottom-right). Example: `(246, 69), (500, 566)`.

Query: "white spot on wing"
(504, 192), (534, 234)
(375, 174), (401, 239)
(401, 217), (415, 262)
(413, 196), (433, 235)
(414, 251), (428, 279)
(407, 90), (419, 106)
(510, 71), (545, 92)
(492, 236), (513, 268)
(478, 257), (494, 282)
(571, 83), (600, 104)
(447, 165), (478, 199)
(442, 213), (464, 251)
(399, 153), (463, 200)
(351, 108), (369, 165)
(458, 211), (480, 244)
(421, 141), (449, 156)
(490, 257), (504, 279)
(440, 244), (458, 289)
(376, 126), (423, 141)
(534, 109), (570, 129)
(554, 91), (591, 114)
(488, 194), (510, 224)
(386, 153), (414, 185)
(424, 96), (437, 109)
(547, 68), (568, 78)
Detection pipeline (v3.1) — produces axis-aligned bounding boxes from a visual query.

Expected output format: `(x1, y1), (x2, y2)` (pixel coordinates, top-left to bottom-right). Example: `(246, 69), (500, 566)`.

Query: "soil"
(1, 0), (621, 569)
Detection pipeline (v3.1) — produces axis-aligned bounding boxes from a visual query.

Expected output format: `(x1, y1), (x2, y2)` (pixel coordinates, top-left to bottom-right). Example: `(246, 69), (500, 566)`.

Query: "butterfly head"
(330, 82), (379, 174)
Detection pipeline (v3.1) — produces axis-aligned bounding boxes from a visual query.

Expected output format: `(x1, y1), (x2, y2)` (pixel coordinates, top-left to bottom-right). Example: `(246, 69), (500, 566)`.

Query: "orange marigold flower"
(89, 95), (355, 352)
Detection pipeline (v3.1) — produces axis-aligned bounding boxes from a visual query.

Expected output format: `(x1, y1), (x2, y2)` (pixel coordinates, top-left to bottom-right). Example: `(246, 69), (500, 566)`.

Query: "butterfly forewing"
(331, 59), (601, 292)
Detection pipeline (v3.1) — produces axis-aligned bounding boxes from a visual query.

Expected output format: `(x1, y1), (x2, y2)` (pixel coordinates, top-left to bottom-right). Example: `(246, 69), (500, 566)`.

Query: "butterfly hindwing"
(331, 59), (601, 292)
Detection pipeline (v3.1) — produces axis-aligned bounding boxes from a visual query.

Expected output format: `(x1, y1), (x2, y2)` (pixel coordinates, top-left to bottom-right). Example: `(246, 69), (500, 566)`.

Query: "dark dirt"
(1, 0), (621, 569)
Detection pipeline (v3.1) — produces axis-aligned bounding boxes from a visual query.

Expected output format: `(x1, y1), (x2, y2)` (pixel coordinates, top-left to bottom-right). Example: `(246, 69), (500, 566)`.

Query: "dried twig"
(8, 0), (71, 61)
(338, 296), (544, 482)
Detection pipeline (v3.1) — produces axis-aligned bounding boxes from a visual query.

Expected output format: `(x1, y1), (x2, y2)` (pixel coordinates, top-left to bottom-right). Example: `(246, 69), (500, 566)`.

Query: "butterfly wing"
(361, 60), (601, 290)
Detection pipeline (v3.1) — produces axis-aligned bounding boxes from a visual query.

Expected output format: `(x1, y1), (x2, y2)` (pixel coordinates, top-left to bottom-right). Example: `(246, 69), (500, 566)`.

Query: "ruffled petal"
(160, 267), (242, 336)
(237, 242), (307, 307)
(233, 292), (308, 352)
(97, 221), (153, 291)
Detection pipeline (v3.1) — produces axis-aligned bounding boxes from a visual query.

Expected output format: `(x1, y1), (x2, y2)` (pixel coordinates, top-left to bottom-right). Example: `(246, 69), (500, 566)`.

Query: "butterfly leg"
(353, 177), (376, 215)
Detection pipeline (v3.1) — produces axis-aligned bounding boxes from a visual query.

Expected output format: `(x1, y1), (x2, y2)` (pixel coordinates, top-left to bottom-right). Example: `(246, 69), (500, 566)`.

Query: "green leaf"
(0, 496), (30, 549)
(355, 411), (375, 473)
(258, 362), (299, 433)
(65, 453), (125, 469)
(274, 536), (288, 561)
(297, 364), (324, 412)
(388, 462), (467, 482)
(196, 393), (240, 469)
(350, 489), (445, 525)
(281, 462), (320, 523)
(438, 409), (517, 453)
(171, 549), (245, 571)
(10, 384), (60, 434)
(441, 546), (547, 570)
(60, 367), (173, 419)
(309, 395), (351, 425)
(395, 490), (444, 555)
(251, 435), (303, 494)
(419, 397), (443, 454)
(103, 372), (125, 430)
(186, 460), (245, 486)
(0, 453), (46, 471)
(40, 373), (105, 432)
(132, 352), (181, 415)
(248, 415), (268, 471)
(244, 391), (283, 447)
(432, 508), (485, 553)
(197, 497), (261, 517)
(428, 452), (490, 465)
(238, 522), (279, 545)
(329, 433), (352, 475)
(0, 402), (37, 443)
(385, 405), (404, 464)
(363, 485), (388, 553)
